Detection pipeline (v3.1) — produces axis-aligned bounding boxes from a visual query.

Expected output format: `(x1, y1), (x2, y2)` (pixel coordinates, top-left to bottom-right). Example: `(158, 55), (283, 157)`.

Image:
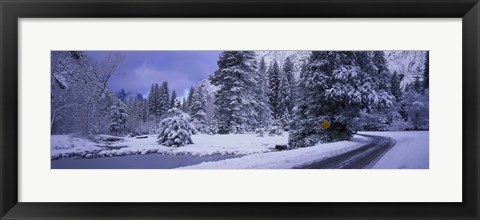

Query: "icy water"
(51, 154), (239, 169)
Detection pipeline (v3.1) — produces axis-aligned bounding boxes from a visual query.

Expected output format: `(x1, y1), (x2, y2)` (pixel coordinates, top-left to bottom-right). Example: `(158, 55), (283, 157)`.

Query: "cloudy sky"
(86, 51), (221, 98)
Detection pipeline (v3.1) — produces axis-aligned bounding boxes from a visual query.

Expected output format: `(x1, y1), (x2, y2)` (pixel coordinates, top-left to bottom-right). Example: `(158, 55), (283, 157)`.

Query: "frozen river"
(51, 153), (239, 169)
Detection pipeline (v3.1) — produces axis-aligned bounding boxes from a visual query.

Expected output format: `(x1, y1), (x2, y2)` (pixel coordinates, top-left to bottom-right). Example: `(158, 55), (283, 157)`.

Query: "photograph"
(50, 50), (429, 169)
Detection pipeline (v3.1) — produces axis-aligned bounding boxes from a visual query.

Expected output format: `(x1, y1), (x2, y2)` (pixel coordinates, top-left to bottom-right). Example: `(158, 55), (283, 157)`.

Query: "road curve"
(297, 134), (396, 169)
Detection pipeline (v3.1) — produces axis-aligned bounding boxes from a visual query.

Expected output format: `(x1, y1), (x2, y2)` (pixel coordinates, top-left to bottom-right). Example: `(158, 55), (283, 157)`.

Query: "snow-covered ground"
(51, 133), (288, 159)
(361, 131), (429, 169)
(52, 131), (429, 170)
(51, 135), (103, 158)
(179, 135), (371, 169)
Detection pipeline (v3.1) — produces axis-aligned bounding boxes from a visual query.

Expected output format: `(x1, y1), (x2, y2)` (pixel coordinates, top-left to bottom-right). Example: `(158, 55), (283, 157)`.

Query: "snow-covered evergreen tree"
(372, 51), (391, 90)
(170, 90), (177, 109)
(277, 70), (292, 129)
(268, 61), (281, 119)
(283, 56), (296, 114)
(189, 84), (208, 132)
(157, 107), (196, 147)
(279, 107), (291, 130)
(211, 51), (259, 134)
(289, 51), (395, 148)
(255, 57), (272, 129)
(185, 86), (195, 114)
(205, 93), (215, 126)
(147, 83), (162, 118)
(159, 81), (170, 114)
(141, 99), (148, 122)
(173, 97), (182, 109)
(109, 101), (129, 136)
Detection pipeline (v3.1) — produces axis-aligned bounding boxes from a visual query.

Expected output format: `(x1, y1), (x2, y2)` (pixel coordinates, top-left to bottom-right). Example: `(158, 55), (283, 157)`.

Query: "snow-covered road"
(298, 134), (395, 169)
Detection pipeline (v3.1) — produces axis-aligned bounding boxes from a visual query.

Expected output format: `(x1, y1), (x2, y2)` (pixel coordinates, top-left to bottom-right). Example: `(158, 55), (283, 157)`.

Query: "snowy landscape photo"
(51, 51), (429, 169)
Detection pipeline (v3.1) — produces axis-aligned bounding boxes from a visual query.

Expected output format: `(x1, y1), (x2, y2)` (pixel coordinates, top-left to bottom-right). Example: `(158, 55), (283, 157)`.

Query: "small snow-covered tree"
(157, 107), (197, 147)
(109, 101), (129, 136)
(268, 120), (283, 136)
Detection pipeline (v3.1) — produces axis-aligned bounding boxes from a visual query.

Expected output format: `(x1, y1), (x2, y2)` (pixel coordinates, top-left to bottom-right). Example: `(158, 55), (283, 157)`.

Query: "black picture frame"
(1, 0), (479, 219)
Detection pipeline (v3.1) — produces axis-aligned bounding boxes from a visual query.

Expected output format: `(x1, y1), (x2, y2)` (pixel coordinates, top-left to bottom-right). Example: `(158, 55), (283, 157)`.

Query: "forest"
(51, 51), (429, 150)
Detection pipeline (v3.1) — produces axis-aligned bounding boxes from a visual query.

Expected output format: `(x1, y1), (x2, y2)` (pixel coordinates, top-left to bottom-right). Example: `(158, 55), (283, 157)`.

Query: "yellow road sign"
(322, 121), (330, 129)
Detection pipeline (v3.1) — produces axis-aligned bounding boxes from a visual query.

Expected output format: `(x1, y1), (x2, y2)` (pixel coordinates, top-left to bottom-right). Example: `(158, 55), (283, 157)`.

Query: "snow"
(361, 131), (429, 169)
(179, 135), (371, 169)
(52, 131), (429, 170)
(51, 133), (289, 159)
(51, 135), (102, 159)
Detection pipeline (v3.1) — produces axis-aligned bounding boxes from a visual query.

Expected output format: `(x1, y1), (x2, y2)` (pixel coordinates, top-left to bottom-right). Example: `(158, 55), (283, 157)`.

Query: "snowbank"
(361, 131), (429, 169)
(51, 135), (102, 159)
(51, 133), (288, 159)
(178, 135), (371, 169)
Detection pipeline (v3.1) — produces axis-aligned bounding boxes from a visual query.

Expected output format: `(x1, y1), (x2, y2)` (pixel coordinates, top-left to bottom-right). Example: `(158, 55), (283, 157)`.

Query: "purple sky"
(86, 51), (221, 98)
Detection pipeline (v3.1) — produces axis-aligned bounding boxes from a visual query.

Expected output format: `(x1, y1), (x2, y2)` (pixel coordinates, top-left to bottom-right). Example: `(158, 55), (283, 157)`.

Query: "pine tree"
(289, 51), (394, 148)
(268, 61), (281, 119)
(211, 51), (258, 134)
(170, 90), (177, 109)
(283, 56), (296, 114)
(185, 86), (195, 114)
(147, 84), (156, 117)
(277, 70), (291, 129)
(189, 84), (208, 132)
(108, 101), (129, 136)
(423, 51), (429, 91)
(159, 81), (170, 114)
(256, 57), (272, 128)
(141, 99), (148, 122)
(372, 51), (391, 93)
(147, 83), (163, 118)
